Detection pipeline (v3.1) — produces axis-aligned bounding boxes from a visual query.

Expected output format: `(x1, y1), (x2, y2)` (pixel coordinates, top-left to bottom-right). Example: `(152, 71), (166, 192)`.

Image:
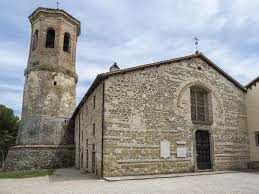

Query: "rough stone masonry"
(4, 7), (80, 170)
(73, 53), (258, 177)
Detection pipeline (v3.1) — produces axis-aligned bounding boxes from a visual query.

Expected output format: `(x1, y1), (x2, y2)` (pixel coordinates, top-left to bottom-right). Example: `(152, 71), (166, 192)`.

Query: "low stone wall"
(4, 145), (75, 170)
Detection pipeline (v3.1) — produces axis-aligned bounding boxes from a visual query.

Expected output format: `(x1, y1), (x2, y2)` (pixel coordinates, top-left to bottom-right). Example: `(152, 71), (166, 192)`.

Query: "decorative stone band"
(24, 65), (78, 83)
(9, 145), (75, 149)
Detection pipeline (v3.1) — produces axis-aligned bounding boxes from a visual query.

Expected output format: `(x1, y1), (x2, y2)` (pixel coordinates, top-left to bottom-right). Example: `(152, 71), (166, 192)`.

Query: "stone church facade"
(73, 53), (259, 178)
(4, 7), (259, 178)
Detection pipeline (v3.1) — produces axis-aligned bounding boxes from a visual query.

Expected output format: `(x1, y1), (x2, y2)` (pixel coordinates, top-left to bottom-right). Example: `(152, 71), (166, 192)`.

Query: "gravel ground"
(0, 168), (259, 194)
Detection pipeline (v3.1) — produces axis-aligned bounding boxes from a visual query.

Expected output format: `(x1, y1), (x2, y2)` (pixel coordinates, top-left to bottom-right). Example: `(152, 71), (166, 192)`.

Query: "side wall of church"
(74, 83), (104, 177)
(102, 57), (249, 177)
(246, 82), (259, 164)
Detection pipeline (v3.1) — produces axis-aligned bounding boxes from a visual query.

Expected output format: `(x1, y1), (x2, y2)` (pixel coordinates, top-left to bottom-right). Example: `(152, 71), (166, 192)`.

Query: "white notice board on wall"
(160, 140), (170, 158)
(176, 147), (187, 158)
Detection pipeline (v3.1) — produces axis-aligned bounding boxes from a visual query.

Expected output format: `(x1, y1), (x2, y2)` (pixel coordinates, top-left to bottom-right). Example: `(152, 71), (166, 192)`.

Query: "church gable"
(103, 54), (246, 128)
(72, 53), (246, 119)
(102, 53), (249, 177)
(72, 53), (246, 121)
(102, 53), (246, 92)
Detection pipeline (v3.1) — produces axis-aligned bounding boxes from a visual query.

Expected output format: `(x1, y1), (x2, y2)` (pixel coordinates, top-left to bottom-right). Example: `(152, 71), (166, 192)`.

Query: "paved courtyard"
(0, 168), (259, 194)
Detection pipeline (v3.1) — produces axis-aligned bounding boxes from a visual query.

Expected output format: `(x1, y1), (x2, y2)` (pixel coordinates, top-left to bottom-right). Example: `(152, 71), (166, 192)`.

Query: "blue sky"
(0, 0), (259, 117)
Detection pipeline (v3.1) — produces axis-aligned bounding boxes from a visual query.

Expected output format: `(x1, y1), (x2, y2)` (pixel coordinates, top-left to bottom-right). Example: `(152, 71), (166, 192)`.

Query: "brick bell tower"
(4, 7), (80, 169)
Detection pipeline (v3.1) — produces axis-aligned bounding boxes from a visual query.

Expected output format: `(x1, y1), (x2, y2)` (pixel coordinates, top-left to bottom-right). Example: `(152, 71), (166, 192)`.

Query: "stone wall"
(17, 70), (76, 145)
(28, 8), (79, 74)
(22, 67), (76, 118)
(74, 83), (104, 177)
(17, 115), (73, 145)
(246, 82), (259, 163)
(4, 146), (74, 170)
(102, 57), (249, 177)
(4, 8), (80, 170)
(18, 8), (78, 147)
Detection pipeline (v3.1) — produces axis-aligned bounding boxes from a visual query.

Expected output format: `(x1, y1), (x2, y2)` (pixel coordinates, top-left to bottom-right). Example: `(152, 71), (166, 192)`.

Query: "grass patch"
(0, 169), (55, 179)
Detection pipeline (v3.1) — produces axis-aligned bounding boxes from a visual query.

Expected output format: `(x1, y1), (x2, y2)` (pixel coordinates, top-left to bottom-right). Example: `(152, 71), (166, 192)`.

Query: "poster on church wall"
(160, 140), (170, 158)
(177, 147), (187, 158)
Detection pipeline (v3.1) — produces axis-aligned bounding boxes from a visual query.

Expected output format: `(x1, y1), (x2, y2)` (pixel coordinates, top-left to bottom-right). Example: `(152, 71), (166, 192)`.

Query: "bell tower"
(5, 7), (81, 169)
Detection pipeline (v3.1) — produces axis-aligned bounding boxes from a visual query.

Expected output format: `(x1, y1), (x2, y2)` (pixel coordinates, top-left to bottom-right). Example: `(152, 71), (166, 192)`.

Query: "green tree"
(0, 104), (19, 167)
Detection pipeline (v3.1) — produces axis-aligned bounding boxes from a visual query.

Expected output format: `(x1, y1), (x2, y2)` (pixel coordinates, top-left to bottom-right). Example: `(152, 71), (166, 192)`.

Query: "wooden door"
(195, 130), (211, 170)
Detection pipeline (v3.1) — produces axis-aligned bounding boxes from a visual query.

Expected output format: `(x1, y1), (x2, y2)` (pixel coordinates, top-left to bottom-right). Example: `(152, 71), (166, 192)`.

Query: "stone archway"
(175, 79), (225, 128)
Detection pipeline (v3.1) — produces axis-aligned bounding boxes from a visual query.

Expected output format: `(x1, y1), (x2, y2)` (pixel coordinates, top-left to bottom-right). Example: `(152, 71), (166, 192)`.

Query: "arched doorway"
(195, 130), (212, 170)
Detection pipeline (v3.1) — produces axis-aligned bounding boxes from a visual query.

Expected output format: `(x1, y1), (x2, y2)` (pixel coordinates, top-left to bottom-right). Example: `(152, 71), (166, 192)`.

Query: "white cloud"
(202, 38), (259, 84)
(227, 0), (259, 28)
(0, 42), (28, 79)
(1, 0), (259, 116)
(0, 83), (23, 92)
(76, 84), (91, 101)
(0, 91), (23, 117)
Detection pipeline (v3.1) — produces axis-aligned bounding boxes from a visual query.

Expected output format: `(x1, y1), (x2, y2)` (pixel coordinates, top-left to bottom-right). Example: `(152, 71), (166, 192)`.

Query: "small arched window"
(63, 33), (70, 53)
(45, 28), (55, 48)
(32, 30), (39, 51)
(190, 86), (209, 122)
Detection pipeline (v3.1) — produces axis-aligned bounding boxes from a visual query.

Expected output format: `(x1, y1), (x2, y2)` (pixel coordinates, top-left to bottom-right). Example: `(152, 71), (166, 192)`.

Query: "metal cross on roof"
(56, 1), (60, 9)
(194, 37), (199, 52)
